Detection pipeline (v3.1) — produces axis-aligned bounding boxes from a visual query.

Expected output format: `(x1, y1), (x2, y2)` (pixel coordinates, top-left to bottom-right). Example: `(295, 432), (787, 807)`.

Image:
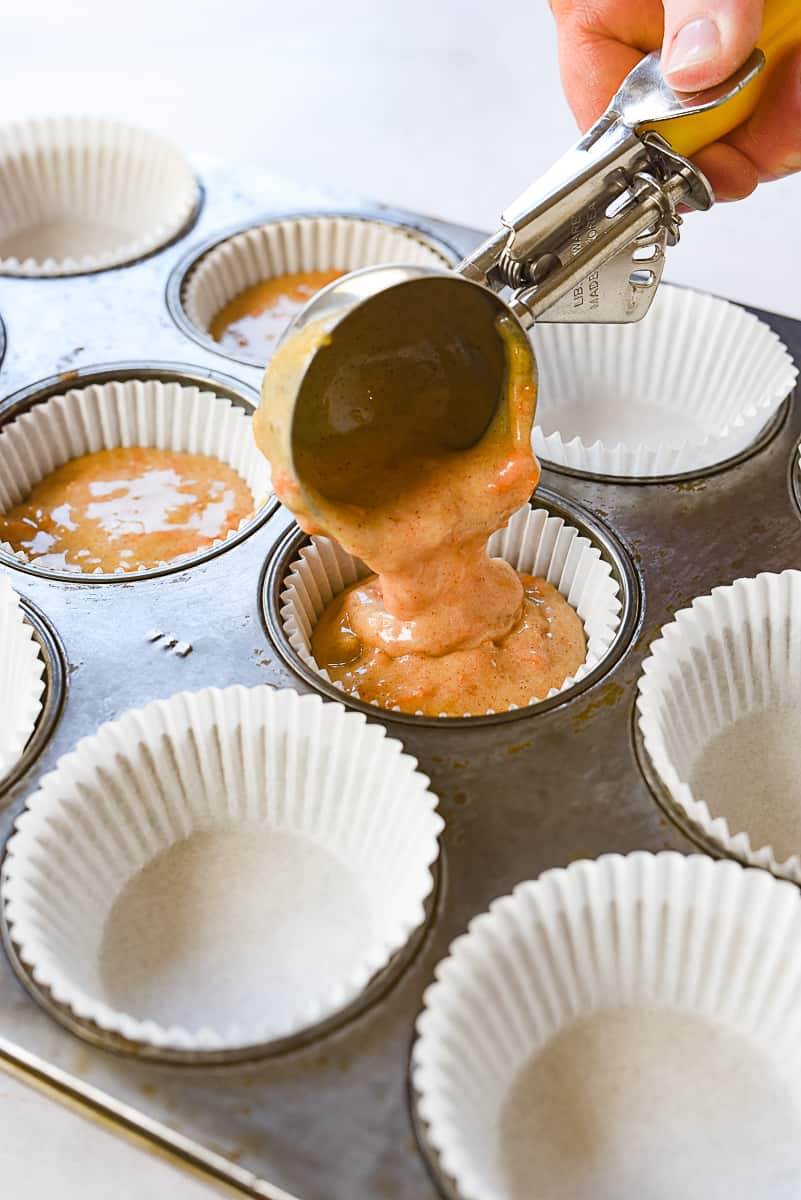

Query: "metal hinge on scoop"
(459, 49), (765, 326)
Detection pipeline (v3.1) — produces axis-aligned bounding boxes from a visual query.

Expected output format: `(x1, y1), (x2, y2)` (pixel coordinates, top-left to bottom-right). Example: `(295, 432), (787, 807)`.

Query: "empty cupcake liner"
(2, 685), (442, 1053)
(0, 377), (272, 576)
(413, 851), (801, 1200)
(280, 502), (622, 717)
(637, 570), (801, 884)
(531, 286), (797, 478)
(0, 575), (46, 780)
(0, 117), (199, 276)
(181, 214), (456, 362)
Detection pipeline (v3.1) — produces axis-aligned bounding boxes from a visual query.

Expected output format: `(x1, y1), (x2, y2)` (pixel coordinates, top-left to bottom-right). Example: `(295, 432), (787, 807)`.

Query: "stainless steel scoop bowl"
(262, 51), (767, 515)
(275, 264), (531, 512)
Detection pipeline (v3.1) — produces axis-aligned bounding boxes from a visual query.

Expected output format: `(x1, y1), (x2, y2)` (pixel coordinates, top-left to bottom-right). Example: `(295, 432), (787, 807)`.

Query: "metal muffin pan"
(0, 154), (799, 1200)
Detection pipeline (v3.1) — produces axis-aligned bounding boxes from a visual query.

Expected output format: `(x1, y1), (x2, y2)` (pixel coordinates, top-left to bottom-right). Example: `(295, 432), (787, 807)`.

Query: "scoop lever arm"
(459, 50), (764, 327)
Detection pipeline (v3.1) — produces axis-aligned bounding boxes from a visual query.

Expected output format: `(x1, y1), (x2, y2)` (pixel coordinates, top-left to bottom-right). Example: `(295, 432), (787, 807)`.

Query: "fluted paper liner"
(0, 378), (272, 575)
(182, 215), (455, 363)
(531, 286), (797, 478)
(637, 570), (801, 883)
(0, 575), (45, 779)
(279, 503), (622, 717)
(2, 685), (442, 1052)
(413, 852), (801, 1200)
(0, 117), (198, 276)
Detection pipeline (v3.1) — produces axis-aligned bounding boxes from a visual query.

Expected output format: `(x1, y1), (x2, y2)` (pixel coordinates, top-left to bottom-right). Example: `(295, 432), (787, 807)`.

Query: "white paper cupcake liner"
(0, 117), (198, 276)
(279, 502), (622, 717)
(0, 575), (46, 780)
(531, 286), (797, 478)
(182, 215), (456, 362)
(637, 570), (801, 883)
(413, 852), (801, 1200)
(0, 377), (272, 576)
(2, 685), (442, 1053)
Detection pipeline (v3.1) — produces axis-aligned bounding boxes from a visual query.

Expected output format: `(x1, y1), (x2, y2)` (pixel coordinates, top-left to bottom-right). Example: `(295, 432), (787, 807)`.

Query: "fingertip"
(662, 16), (724, 90)
(661, 0), (763, 91)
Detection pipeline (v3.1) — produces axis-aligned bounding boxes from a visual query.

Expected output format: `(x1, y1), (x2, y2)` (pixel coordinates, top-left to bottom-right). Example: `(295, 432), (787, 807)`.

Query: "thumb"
(662, 0), (763, 90)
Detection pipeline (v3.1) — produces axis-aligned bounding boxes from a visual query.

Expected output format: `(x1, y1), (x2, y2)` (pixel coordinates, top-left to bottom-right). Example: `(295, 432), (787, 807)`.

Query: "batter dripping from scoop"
(255, 312), (586, 716)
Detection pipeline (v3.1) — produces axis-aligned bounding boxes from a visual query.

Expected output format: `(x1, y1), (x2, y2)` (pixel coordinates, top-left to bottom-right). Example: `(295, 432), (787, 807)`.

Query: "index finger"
(550, 0), (665, 128)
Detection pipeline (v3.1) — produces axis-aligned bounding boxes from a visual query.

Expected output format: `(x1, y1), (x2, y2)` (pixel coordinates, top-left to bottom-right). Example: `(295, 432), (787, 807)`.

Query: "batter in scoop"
(0, 447), (253, 574)
(255, 305), (586, 716)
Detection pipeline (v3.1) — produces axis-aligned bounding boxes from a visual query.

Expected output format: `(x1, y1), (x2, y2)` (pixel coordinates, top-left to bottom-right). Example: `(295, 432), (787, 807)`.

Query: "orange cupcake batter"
(256, 306), (586, 716)
(313, 572), (585, 715)
(210, 270), (345, 356)
(0, 447), (253, 574)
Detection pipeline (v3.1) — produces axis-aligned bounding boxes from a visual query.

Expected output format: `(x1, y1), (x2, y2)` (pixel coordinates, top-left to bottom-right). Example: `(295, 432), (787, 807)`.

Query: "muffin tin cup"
(0, 117), (199, 277)
(0, 576), (46, 781)
(0, 373), (273, 580)
(531, 286), (798, 479)
(637, 570), (801, 884)
(2, 685), (443, 1057)
(176, 213), (458, 365)
(275, 500), (624, 720)
(412, 852), (801, 1200)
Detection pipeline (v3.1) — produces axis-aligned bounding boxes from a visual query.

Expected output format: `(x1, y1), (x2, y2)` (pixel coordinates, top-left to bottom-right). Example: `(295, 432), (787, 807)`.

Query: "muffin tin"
(0, 150), (799, 1200)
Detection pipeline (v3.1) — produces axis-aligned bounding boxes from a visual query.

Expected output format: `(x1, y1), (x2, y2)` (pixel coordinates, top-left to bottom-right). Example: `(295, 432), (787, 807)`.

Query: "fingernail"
(663, 17), (722, 80)
(777, 150), (801, 177)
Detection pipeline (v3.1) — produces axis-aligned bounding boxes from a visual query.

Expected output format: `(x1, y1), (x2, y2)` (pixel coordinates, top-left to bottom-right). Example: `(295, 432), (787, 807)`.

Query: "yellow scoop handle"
(654, 0), (801, 156)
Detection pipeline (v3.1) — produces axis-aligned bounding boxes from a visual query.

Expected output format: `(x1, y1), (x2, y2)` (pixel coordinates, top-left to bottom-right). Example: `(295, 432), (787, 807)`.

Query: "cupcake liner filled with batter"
(279, 502), (622, 718)
(180, 215), (456, 364)
(531, 286), (797, 478)
(412, 852), (801, 1200)
(0, 377), (272, 577)
(637, 570), (801, 883)
(0, 117), (198, 276)
(2, 685), (442, 1055)
(0, 575), (46, 780)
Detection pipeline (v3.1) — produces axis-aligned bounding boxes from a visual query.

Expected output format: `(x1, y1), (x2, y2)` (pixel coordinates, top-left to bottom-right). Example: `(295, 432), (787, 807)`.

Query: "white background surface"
(1, 2), (800, 1197)
(4, 0), (801, 316)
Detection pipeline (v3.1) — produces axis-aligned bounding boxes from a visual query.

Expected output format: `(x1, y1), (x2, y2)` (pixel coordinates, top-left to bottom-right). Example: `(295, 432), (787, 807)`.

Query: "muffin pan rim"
(634, 568), (801, 884)
(0, 184), (206, 281)
(260, 485), (644, 728)
(1, 838), (447, 1066)
(537, 393), (792, 486)
(407, 850), (801, 1200)
(530, 284), (799, 483)
(0, 116), (205, 278)
(164, 209), (464, 368)
(789, 432), (801, 520)
(631, 699), (727, 861)
(0, 359), (279, 584)
(0, 592), (67, 800)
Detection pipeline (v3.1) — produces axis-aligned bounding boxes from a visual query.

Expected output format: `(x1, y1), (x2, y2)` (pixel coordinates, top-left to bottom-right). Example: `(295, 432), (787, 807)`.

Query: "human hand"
(550, 0), (801, 199)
